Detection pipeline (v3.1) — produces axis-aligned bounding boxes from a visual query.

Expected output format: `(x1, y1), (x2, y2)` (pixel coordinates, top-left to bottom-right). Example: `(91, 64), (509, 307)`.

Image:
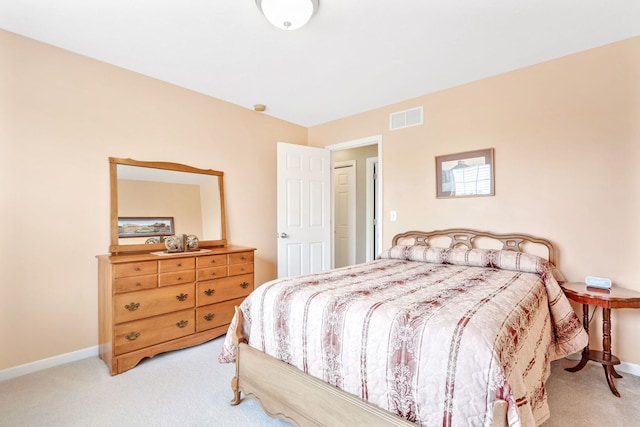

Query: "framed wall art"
(117, 217), (175, 238)
(436, 148), (494, 198)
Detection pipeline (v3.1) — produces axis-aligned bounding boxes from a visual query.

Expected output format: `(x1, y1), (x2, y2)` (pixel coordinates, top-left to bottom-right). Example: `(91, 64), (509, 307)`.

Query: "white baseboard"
(0, 346), (99, 382)
(564, 352), (640, 377)
(618, 360), (640, 377)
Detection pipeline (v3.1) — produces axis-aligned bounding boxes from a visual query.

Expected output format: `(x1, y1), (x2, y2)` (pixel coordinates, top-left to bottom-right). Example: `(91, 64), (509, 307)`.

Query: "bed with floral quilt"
(219, 229), (587, 427)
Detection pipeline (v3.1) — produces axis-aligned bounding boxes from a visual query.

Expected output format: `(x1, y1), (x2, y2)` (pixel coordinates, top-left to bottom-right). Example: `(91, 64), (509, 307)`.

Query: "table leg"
(601, 307), (622, 397)
(565, 303), (590, 373)
(602, 307), (612, 362)
(611, 366), (623, 379)
(604, 365), (621, 397)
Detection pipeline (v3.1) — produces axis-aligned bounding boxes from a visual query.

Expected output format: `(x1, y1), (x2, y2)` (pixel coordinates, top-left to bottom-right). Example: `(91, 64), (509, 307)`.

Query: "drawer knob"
(134, 267), (141, 271)
(176, 320), (189, 328)
(177, 263), (182, 267)
(209, 271), (217, 277)
(125, 302), (140, 311)
(240, 282), (250, 289)
(204, 288), (215, 296)
(204, 313), (215, 321)
(176, 276), (182, 280)
(176, 293), (189, 301)
(125, 332), (140, 341)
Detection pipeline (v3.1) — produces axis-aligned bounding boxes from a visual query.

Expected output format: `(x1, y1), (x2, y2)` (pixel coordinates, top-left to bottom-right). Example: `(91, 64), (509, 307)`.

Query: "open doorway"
(328, 135), (382, 267)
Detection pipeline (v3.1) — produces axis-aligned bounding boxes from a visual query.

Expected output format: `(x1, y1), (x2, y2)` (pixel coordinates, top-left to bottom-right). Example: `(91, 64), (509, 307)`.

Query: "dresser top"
(97, 244), (255, 263)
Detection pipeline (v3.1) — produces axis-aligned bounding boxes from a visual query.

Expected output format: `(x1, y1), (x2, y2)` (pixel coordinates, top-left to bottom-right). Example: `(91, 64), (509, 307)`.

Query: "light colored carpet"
(543, 358), (640, 427)
(0, 337), (638, 426)
(0, 338), (288, 427)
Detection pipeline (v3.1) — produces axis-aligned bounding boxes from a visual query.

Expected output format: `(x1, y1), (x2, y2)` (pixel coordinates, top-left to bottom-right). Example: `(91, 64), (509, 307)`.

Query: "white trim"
(617, 360), (640, 377)
(325, 134), (382, 151)
(0, 345), (99, 382)
(365, 157), (378, 262)
(564, 352), (640, 377)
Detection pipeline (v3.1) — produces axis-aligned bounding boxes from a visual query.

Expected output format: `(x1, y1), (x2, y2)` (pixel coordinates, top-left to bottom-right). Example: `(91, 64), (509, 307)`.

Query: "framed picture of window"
(436, 148), (494, 198)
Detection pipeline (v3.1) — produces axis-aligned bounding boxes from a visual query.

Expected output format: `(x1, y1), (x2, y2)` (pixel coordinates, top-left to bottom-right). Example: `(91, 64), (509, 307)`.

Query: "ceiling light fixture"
(256, 0), (319, 30)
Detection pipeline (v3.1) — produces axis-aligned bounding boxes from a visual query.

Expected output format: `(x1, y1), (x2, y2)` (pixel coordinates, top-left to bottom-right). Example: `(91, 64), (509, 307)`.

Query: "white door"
(277, 142), (331, 278)
(333, 161), (356, 268)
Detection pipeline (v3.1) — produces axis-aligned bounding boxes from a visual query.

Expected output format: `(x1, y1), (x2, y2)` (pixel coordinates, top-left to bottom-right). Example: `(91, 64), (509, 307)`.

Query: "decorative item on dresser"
(97, 158), (254, 375)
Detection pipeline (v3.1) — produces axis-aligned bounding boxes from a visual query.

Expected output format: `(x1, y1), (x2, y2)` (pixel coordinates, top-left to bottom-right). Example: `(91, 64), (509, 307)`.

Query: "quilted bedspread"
(219, 247), (587, 427)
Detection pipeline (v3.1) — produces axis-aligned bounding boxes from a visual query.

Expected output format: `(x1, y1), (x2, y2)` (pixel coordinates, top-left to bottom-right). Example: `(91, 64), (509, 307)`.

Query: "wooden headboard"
(392, 228), (560, 269)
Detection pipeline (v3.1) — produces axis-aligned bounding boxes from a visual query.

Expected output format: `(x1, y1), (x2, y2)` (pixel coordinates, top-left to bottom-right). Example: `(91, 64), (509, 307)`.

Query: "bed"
(218, 229), (588, 427)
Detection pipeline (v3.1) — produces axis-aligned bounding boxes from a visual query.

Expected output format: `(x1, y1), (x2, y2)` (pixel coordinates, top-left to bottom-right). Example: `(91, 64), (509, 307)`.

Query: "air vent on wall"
(389, 106), (423, 131)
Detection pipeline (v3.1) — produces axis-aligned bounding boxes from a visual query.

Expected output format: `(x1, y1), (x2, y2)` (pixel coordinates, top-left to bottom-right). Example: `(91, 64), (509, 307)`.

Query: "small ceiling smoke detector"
(254, 104), (267, 112)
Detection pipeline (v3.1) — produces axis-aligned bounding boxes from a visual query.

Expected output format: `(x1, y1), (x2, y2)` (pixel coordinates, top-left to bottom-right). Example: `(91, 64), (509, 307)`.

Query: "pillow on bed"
(379, 245), (551, 276)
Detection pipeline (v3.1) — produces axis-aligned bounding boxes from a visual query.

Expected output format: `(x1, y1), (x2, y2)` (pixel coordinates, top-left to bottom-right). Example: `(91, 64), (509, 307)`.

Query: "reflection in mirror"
(109, 158), (226, 253)
(117, 165), (222, 244)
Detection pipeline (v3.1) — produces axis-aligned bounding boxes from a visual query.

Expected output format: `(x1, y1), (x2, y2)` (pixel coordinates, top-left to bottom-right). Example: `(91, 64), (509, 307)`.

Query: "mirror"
(109, 158), (227, 253)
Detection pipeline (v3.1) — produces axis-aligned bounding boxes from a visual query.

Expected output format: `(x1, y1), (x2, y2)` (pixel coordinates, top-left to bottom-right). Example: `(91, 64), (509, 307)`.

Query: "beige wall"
(310, 37), (640, 364)
(2, 28), (639, 371)
(0, 30), (307, 370)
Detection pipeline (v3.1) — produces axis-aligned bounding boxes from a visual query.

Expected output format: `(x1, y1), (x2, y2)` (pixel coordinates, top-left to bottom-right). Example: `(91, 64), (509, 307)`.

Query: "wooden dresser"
(97, 245), (255, 375)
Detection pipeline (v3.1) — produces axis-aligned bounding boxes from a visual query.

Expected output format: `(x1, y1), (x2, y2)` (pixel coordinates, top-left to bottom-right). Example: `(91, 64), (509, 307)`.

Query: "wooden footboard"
(230, 307), (508, 427)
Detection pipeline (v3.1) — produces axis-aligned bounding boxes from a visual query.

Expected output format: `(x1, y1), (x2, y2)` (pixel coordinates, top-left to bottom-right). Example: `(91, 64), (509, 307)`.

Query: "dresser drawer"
(228, 252), (254, 265)
(159, 257), (195, 273)
(228, 262), (253, 276)
(197, 274), (254, 305)
(159, 270), (196, 287)
(114, 261), (157, 278)
(114, 274), (157, 293)
(114, 309), (195, 355)
(197, 265), (227, 281)
(114, 283), (195, 324)
(198, 254), (227, 268)
(196, 297), (244, 331)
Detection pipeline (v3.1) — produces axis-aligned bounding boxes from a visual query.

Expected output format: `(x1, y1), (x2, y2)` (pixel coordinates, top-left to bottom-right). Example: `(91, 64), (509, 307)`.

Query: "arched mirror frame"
(109, 157), (227, 254)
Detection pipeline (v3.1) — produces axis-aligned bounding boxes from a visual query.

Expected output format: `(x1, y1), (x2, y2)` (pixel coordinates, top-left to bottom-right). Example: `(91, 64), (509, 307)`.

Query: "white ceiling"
(2, 0), (639, 127)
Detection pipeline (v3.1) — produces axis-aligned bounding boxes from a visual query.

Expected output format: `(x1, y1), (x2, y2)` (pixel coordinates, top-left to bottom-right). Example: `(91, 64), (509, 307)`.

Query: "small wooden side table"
(559, 282), (640, 397)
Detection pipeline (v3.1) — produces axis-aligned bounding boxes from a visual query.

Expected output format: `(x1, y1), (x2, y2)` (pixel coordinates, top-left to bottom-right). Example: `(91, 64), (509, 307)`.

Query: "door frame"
(326, 135), (383, 266)
(365, 156), (379, 262)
